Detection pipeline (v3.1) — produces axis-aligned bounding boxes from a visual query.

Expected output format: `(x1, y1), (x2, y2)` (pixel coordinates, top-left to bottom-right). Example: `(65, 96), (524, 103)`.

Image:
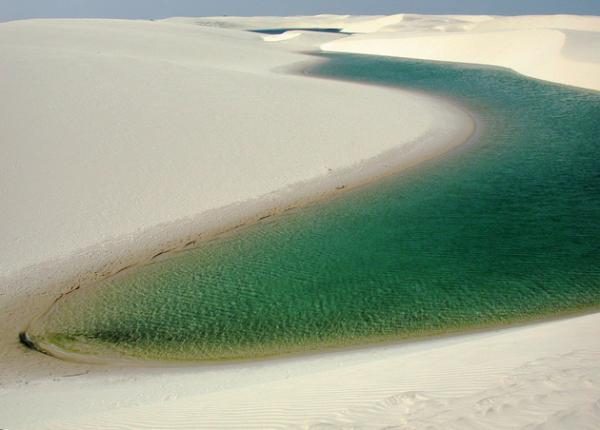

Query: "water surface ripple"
(29, 54), (600, 361)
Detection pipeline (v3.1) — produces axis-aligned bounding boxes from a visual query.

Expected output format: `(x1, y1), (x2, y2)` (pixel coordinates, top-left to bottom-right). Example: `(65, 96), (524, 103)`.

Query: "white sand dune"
(0, 18), (470, 279)
(1, 13), (600, 430)
(320, 14), (600, 91)
(199, 14), (600, 90)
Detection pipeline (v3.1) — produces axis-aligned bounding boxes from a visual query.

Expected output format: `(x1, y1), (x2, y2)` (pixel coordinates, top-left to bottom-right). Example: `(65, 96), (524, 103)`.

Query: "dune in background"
(196, 14), (600, 91)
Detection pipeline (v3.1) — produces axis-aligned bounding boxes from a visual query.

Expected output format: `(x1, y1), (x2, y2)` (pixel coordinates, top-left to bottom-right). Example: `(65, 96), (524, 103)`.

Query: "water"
(28, 54), (600, 362)
(249, 28), (346, 35)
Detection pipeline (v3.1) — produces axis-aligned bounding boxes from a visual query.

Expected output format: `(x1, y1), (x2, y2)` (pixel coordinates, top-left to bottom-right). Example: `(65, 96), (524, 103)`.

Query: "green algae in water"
(30, 55), (600, 362)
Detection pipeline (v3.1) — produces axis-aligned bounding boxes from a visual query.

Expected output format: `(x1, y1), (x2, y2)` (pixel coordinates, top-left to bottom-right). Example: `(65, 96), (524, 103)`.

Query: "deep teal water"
(249, 28), (346, 35)
(29, 54), (600, 361)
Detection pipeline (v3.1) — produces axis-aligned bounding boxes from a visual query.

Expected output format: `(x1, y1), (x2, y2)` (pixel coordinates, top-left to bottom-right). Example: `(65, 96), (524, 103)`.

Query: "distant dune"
(323, 15), (600, 91)
(190, 14), (600, 91)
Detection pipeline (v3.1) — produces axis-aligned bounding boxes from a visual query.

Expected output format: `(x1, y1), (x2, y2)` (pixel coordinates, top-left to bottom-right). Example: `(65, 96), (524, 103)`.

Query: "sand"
(193, 14), (600, 90)
(1, 13), (599, 430)
(0, 18), (472, 279)
(5, 313), (600, 429)
(320, 14), (600, 91)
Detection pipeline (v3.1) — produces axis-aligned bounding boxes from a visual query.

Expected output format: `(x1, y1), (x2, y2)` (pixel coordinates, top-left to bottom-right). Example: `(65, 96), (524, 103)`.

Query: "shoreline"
(24, 297), (600, 368)
(318, 50), (600, 95)
(8, 55), (477, 370)
(0, 19), (485, 394)
(22, 54), (600, 368)
(8, 312), (600, 429)
(12, 53), (597, 370)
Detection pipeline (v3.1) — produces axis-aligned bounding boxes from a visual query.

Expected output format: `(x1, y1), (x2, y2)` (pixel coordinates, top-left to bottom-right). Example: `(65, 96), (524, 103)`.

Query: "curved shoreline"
(22, 299), (600, 368)
(21, 53), (600, 366)
(10, 56), (477, 368)
(20, 96), (478, 367)
(0, 20), (476, 282)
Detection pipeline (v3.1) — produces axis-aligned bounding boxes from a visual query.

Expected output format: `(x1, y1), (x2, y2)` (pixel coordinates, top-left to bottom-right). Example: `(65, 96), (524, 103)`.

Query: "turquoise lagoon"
(27, 54), (600, 361)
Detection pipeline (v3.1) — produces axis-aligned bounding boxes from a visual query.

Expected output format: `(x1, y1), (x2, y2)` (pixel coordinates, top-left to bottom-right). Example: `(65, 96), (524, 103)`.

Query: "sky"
(1, 0), (599, 22)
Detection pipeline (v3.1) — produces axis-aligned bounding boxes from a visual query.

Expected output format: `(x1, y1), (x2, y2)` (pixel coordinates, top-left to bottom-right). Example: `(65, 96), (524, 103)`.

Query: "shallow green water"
(29, 54), (600, 362)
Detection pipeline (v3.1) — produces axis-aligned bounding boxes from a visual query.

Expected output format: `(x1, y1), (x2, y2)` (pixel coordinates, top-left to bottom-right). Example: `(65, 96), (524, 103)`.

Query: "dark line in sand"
(151, 249), (174, 260)
(18, 331), (53, 359)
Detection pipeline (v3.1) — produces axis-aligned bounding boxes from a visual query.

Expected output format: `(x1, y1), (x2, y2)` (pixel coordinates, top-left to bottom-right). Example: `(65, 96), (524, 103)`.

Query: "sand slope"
(0, 18), (470, 279)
